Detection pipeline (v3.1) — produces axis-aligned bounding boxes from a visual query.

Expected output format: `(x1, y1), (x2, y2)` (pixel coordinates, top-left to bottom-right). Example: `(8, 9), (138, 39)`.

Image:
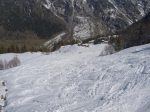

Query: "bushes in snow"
(8, 56), (21, 68)
(0, 56), (21, 70)
(0, 60), (4, 70)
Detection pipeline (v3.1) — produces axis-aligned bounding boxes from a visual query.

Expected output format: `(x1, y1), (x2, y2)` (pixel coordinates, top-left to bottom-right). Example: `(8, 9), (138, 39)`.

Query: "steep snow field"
(0, 44), (150, 112)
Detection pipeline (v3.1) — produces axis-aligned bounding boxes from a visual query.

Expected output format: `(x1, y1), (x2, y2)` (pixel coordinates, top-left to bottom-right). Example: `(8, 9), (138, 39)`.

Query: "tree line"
(0, 26), (50, 54)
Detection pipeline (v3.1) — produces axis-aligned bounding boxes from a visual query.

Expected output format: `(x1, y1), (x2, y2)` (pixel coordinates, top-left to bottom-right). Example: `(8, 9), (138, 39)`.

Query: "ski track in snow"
(0, 44), (150, 112)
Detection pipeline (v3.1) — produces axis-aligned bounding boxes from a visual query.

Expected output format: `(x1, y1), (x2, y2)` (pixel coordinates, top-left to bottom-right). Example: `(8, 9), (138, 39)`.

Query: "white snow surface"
(0, 44), (150, 112)
(0, 81), (7, 106)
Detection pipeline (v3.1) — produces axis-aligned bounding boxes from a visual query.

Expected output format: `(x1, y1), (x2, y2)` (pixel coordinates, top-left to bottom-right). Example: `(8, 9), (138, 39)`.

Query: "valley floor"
(0, 44), (150, 112)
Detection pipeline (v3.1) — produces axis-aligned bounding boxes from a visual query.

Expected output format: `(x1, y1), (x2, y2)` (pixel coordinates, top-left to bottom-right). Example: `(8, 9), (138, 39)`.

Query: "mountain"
(44, 0), (150, 40)
(115, 12), (150, 50)
(0, 0), (150, 53)
(0, 0), (150, 40)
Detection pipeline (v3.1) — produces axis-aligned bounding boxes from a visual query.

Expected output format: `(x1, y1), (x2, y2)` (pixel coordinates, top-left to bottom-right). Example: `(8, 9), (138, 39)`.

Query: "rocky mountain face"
(114, 12), (150, 50)
(42, 0), (150, 40)
(0, 0), (150, 40)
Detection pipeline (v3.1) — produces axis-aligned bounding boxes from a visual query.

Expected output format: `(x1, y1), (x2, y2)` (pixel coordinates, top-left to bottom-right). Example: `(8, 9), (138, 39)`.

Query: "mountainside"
(0, 0), (150, 40)
(115, 12), (150, 50)
(0, 0), (66, 39)
(44, 0), (150, 40)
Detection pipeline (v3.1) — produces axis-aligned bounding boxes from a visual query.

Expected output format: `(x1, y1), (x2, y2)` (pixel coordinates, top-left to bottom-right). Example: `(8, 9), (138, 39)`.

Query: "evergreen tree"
(15, 45), (20, 53)
(21, 44), (27, 53)
(10, 44), (15, 53)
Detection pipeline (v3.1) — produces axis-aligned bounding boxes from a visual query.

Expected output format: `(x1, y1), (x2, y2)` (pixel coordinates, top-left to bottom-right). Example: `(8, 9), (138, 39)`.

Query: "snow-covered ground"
(0, 44), (150, 112)
(0, 80), (7, 112)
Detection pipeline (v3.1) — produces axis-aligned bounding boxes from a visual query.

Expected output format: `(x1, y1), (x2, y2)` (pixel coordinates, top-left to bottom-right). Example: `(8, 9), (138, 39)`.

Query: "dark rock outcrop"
(113, 13), (150, 50)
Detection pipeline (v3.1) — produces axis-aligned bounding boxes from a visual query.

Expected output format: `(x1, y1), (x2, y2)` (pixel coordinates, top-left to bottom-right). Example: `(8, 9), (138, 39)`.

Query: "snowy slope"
(0, 44), (150, 112)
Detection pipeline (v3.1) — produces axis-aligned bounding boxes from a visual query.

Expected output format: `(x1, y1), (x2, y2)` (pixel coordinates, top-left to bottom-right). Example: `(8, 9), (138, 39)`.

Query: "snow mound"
(99, 44), (115, 56)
